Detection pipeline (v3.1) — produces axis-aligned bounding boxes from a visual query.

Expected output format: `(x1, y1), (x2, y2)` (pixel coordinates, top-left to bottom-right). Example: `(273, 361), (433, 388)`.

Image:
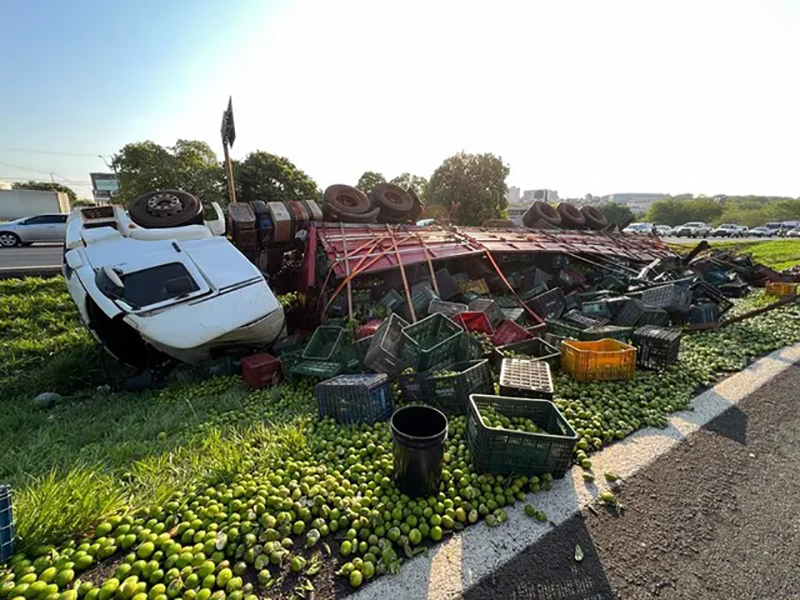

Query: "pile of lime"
(4, 292), (800, 596)
(0, 412), (557, 598)
(478, 406), (541, 434)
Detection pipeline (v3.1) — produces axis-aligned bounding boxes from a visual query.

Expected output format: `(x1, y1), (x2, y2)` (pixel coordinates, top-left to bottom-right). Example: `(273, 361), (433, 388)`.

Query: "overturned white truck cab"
(62, 192), (286, 368)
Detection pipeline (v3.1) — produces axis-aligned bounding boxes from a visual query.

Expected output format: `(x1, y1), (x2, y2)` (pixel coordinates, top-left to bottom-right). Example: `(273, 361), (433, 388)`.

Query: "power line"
(0, 146), (111, 158)
(0, 175), (92, 184)
(0, 159), (57, 176)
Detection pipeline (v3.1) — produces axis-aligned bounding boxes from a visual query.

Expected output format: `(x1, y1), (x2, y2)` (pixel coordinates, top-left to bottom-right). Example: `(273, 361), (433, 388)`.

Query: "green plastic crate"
(406, 283), (438, 320)
(316, 373), (393, 424)
(457, 331), (486, 361)
(467, 394), (578, 477)
(545, 319), (583, 340)
(492, 336), (560, 369)
(272, 333), (305, 356)
(400, 313), (463, 371)
(364, 314), (410, 376)
(291, 360), (344, 379)
(280, 349), (304, 383)
(302, 326), (345, 361)
(420, 360), (495, 415)
(580, 325), (634, 342)
(378, 289), (407, 313)
(336, 336), (372, 374)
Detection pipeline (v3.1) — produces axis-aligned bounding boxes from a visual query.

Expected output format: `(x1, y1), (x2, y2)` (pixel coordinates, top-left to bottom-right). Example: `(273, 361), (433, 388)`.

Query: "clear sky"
(1, 0), (798, 200)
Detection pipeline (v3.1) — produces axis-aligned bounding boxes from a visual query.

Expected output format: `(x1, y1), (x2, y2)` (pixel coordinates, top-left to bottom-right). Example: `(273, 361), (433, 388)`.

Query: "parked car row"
(623, 220), (800, 239)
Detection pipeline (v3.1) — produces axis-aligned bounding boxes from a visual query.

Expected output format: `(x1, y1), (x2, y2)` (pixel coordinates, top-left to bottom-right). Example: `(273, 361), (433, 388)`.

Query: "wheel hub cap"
(146, 193), (183, 217)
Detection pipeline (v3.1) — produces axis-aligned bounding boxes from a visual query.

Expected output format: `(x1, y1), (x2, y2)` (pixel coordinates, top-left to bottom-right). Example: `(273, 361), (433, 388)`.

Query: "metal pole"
(340, 223), (354, 321)
(223, 141), (237, 205)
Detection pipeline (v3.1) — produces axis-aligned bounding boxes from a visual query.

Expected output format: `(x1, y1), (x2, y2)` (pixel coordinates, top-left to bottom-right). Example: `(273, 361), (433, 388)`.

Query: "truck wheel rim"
(146, 193), (183, 217)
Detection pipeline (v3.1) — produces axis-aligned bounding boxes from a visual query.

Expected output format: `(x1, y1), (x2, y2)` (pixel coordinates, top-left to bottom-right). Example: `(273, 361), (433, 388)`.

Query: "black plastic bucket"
(391, 405), (448, 497)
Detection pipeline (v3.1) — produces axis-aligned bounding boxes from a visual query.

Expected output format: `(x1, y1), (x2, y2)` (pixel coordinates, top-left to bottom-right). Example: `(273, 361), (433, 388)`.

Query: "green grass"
(0, 277), (100, 397)
(4, 276), (800, 595)
(671, 239), (800, 270)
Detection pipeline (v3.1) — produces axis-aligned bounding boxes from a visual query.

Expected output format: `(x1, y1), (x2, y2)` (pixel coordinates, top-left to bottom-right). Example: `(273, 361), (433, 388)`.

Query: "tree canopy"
(12, 181), (77, 204)
(424, 152), (509, 226)
(111, 140), (224, 206)
(235, 151), (320, 205)
(390, 173), (428, 198)
(645, 197), (723, 226)
(356, 171), (386, 195)
(596, 203), (634, 228)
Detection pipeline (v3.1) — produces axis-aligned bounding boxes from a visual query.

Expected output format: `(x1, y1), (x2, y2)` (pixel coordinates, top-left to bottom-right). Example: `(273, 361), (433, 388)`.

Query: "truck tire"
(0, 232), (20, 247)
(370, 183), (414, 218)
(580, 206), (607, 230)
(129, 190), (203, 229)
(557, 203), (586, 229)
(409, 189), (423, 222)
(522, 201), (562, 228)
(324, 185), (371, 215)
(324, 205), (380, 223)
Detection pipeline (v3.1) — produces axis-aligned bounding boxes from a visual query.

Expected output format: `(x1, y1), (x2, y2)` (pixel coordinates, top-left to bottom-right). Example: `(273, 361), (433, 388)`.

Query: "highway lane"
(0, 244), (62, 269)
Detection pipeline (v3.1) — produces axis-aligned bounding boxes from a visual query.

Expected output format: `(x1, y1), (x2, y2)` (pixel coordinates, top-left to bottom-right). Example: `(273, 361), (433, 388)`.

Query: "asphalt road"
(0, 244), (62, 269)
(465, 362), (800, 600)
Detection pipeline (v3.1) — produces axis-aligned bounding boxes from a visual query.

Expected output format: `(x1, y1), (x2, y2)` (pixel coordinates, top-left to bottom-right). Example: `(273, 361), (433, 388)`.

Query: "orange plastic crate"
(561, 339), (636, 382)
(765, 281), (797, 297)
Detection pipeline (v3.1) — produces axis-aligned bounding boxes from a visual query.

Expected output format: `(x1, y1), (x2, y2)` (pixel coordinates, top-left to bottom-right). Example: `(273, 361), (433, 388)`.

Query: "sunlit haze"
(1, 0), (798, 199)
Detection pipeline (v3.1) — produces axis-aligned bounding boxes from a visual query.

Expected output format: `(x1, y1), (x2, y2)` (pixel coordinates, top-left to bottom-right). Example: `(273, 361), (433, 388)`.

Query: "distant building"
(599, 193), (666, 214)
(506, 189), (559, 225)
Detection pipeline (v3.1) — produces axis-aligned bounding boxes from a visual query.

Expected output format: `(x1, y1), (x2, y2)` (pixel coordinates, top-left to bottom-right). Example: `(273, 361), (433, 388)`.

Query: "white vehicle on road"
(0, 213), (67, 247)
(673, 222), (710, 238)
(623, 222), (655, 235)
(63, 192), (286, 368)
(654, 225), (673, 237)
(711, 223), (741, 237)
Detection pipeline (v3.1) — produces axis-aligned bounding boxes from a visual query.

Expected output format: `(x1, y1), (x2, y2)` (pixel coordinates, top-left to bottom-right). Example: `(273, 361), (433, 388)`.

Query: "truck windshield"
(120, 263), (200, 308)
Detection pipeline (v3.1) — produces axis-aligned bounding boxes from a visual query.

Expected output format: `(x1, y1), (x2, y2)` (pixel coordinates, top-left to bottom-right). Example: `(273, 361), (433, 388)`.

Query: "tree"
(425, 152), (509, 226)
(646, 196), (723, 226)
(596, 203), (634, 227)
(356, 171), (386, 195)
(235, 151), (320, 205)
(111, 140), (224, 206)
(389, 173), (428, 197)
(12, 181), (77, 204)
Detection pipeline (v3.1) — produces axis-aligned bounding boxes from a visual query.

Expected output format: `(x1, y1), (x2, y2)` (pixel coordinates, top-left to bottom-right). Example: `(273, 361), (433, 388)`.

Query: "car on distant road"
(673, 222), (710, 237)
(786, 228), (800, 238)
(623, 222), (655, 234)
(711, 223), (741, 237)
(0, 213), (68, 247)
(654, 225), (673, 237)
(736, 225), (749, 236)
(749, 226), (773, 238)
(765, 222), (789, 237)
